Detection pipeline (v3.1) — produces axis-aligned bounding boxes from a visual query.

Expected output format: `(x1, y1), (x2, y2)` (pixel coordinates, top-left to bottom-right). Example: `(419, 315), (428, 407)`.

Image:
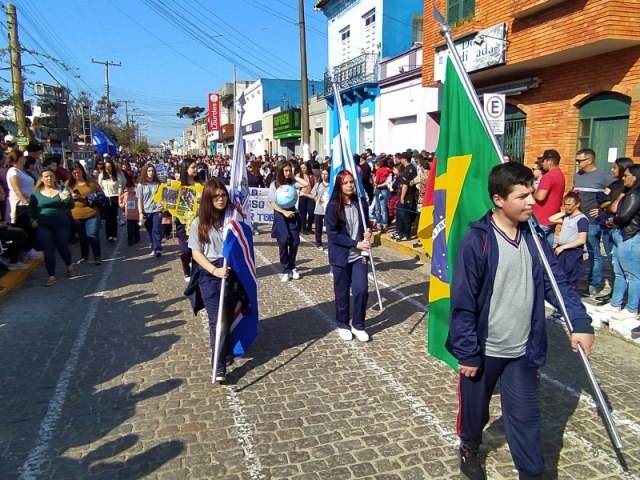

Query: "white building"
(376, 44), (440, 153)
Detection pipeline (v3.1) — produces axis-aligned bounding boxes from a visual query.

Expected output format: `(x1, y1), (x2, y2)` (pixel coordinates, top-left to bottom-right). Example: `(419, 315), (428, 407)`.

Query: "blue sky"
(1, 0), (328, 144)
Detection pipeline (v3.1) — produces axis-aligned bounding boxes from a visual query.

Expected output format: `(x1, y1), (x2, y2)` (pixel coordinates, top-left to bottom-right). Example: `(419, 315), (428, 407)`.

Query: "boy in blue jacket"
(446, 162), (594, 480)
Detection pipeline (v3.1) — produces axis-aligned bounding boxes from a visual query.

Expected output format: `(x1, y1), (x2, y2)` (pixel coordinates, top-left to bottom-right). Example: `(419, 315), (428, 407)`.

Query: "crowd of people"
(2, 131), (640, 479)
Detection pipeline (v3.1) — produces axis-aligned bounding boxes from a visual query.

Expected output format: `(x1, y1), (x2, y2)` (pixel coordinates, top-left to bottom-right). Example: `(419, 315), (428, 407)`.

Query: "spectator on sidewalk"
(597, 164), (640, 322)
(572, 148), (614, 297)
(0, 221), (29, 270)
(395, 152), (417, 242)
(28, 169), (76, 286)
(6, 150), (40, 260)
(533, 149), (565, 246)
(68, 162), (103, 265)
(373, 156), (392, 233)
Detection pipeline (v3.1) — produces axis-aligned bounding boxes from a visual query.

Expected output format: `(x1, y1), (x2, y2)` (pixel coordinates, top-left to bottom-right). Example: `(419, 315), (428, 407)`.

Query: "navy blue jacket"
(325, 196), (368, 267)
(445, 211), (593, 368)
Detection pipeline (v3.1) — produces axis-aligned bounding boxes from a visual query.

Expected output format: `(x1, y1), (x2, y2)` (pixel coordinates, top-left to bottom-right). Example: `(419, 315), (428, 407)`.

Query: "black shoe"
(460, 445), (485, 480)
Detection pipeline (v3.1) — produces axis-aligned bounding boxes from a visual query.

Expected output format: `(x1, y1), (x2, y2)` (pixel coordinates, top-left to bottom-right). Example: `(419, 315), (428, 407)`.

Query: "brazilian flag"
(425, 57), (501, 370)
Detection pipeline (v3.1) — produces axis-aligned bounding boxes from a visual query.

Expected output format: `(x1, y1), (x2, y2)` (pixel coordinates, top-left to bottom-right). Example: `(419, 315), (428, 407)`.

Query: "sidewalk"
(0, 258), (43, 299)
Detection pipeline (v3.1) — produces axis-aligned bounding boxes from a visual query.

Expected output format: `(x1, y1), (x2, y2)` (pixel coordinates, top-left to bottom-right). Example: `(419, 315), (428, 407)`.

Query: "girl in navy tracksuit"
(269, 160), (308, 282)
(325, 170), (372, 342)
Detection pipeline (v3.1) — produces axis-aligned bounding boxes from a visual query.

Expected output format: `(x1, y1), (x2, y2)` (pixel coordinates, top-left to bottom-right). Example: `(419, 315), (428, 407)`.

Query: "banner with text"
(208, 93), (220, 132)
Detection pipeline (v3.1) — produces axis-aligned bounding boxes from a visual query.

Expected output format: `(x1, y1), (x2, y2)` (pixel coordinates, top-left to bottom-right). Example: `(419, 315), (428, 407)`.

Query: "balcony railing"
(324, 52), (379, 93)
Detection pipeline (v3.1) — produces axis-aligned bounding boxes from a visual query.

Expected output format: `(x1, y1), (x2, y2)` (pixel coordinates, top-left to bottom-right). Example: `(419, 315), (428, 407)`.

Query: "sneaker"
(184, 275), (191, 283)
(350, 327), (370, 342)
(338, 328), (353, 341)
(460, 445), (486, 480)
(76, 258), (89, 264)
(610, 309), (639, 322)
(595, 303), (622, 314)
(396, 236), (409, 242)
(7, 261), (29, 270)
(280, 273), (291, 282)
(631, 325), (640, 339)
(94, 257), (101, 266)
(214, 371), (226, 383)
(23, 249), (42, 260)
(389, 232), (399, 239)
(149, 251), (156, 257)
(316, 246), (323, 251)
(588, 285), (601, 298)
(291, 268), (300, 280)
(154, 251), (162, 257)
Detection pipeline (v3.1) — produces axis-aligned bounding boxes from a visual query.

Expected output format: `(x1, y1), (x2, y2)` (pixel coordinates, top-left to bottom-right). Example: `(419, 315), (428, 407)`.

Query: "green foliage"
(133, 140), (149, 153)
(176, 106), (205, 120)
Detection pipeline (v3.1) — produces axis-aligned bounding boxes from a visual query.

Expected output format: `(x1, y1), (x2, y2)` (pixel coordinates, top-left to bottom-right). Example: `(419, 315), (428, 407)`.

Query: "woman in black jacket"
(600, 164), (640, 324)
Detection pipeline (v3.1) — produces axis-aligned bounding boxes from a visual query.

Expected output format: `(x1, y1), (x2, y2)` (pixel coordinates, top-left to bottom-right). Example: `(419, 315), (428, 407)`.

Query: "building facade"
(316, 0), (424, 155)
(422, 0), (640, 179)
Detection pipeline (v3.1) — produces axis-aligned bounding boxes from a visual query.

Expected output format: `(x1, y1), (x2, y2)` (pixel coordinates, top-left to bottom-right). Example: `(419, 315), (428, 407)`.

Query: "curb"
(371, 231), (430, 264)
(0, 258), (43, 299)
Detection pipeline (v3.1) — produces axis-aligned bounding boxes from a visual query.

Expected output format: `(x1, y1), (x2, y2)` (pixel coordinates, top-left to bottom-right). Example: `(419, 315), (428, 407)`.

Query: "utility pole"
(298, 0), (311, 162)
(7, 3), (29, 143)
(117, 99), (134, 126)
(91, 59), (121, 128)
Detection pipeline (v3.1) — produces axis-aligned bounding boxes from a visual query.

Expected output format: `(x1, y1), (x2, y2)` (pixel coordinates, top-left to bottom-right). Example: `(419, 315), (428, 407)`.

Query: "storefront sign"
(434, 23), (507, 82)
(208, 93), (220, 132)
(273, 108), (301, 139)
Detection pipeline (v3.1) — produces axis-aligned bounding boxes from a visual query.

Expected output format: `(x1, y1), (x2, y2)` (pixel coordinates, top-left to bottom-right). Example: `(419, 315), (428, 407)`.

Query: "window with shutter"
(447, 0), (475, 25)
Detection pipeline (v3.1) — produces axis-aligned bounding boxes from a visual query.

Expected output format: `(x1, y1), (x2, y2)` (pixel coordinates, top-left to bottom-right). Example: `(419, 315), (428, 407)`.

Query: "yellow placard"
(152, 180), (204, 227)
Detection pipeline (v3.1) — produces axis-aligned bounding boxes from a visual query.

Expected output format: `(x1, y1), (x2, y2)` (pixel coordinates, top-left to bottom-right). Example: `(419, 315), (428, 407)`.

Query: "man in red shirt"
(533, 149), (565, 246)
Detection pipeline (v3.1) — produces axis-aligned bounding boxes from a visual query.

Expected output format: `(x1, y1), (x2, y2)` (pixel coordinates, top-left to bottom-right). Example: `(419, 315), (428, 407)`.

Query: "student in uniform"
(176, 158), (203, 282)
(188, 178), (236, 382)
(269, 160), (308, 282)
(325, 170), (372, 342)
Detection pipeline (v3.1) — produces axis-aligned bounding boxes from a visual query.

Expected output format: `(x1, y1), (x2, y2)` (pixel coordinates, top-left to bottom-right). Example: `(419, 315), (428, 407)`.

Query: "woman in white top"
(6, 150), (40, 259)
(98, 159), (126, 242)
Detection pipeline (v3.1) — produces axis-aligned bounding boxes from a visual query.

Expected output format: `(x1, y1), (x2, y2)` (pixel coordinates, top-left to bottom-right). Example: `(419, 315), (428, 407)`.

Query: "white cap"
(103, 153), (109, 158)
(4, 134), (16, 144)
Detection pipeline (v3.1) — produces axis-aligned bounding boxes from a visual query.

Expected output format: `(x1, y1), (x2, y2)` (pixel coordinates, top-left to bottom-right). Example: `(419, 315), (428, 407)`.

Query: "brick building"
(422, 0), (640, 181)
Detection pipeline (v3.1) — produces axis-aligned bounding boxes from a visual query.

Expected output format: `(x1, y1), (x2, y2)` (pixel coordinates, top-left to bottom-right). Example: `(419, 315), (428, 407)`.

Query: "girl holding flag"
(325, 170), (372, 342)
(188, 177), (236, 382)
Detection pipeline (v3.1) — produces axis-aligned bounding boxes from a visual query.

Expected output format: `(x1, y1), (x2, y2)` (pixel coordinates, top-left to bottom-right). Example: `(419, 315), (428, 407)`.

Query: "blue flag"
(328, 83), (366, 199)
(223, 92), (258, 357)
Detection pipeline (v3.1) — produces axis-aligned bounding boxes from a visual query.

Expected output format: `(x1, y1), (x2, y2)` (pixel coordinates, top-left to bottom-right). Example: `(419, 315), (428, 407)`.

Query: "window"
(447, 0), (475, 26)
(412, 15), (423, 45)
(362, 10), (376, 53)
(340, 26), (351, 63)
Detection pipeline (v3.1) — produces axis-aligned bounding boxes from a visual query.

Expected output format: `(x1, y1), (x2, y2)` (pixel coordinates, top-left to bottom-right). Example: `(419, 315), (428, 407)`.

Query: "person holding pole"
(325, 170), (372, 342)
(446, 162), (594, 480)
(189, 178), (235, 383)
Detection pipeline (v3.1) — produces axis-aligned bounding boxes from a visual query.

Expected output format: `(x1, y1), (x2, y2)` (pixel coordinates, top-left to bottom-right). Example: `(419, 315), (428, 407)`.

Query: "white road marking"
(19, 240), (122, 480)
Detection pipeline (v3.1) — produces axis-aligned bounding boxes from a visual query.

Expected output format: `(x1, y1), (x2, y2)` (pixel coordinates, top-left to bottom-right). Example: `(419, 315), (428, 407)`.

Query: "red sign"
(208, 93), (220, 132)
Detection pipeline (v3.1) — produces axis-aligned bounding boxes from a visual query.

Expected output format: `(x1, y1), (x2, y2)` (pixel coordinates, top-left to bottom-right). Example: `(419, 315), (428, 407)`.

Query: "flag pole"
(212, 96), (244, 382)
(332, 83), (384, 311)
(433, 5), (623, 449)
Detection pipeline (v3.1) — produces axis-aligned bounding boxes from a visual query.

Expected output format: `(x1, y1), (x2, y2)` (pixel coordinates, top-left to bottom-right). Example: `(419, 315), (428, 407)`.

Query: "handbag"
(86, 191), (109, 208)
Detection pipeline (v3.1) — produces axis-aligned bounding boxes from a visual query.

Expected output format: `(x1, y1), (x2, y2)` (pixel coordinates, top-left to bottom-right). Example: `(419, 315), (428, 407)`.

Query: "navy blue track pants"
(458, 355), (544, 477)
(332, 257), (369, 330)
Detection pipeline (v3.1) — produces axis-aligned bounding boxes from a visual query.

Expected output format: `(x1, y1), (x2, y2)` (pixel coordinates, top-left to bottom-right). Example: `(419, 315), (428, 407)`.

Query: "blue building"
(314, 0), (423, 155)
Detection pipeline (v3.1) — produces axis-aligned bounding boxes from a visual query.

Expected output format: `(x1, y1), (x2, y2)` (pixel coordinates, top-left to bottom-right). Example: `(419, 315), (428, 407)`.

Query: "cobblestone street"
(1, 230), (639, 480)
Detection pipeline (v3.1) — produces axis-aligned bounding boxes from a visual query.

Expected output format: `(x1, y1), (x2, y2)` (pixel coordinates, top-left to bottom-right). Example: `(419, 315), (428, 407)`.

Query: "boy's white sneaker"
(280, 273), (291, 282)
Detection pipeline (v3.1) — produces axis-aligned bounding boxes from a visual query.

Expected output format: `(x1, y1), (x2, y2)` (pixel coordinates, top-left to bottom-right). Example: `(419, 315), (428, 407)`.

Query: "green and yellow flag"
(421, 56), (501, 370)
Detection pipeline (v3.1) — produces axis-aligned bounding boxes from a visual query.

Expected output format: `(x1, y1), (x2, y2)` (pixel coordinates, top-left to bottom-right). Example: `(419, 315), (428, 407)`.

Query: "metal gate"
(497, 105), (526, 163)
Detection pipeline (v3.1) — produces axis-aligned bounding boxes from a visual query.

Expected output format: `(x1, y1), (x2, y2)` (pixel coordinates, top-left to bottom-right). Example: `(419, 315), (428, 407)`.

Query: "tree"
(133, 140), (149, 153)
(176, 106), (205, 120)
